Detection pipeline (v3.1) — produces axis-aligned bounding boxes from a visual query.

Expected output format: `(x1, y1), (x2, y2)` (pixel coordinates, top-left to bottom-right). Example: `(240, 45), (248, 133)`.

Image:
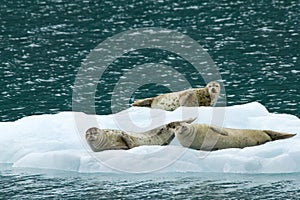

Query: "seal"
(131, 81), (220, 111)
(175, 123), (296, 151)
(86, 118), (195, 152)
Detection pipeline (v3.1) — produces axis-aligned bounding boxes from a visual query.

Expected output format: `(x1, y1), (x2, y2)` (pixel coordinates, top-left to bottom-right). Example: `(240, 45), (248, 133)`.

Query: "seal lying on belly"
(131, 81), (220, 111)
(86, 118), (195, 152)
(175, 123), (296, 151)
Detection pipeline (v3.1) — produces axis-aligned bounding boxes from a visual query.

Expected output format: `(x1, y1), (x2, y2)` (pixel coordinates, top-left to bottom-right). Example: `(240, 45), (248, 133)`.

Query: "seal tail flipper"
(131, 97), (154, 107)
(263, 130), (296, 141)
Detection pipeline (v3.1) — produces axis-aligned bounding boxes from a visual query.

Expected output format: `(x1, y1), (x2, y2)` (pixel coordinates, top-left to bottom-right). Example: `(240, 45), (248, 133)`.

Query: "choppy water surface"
(0, 0), (299, 198)
(1, 165), (300, 199)
(1, 0), (299, 121)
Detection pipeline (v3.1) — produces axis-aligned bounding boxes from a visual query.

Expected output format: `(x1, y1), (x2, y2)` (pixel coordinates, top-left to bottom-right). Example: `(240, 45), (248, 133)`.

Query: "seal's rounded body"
(85, 119), (195, 152)
(132, 81), (220, 111)
(175, 124), (296, 151)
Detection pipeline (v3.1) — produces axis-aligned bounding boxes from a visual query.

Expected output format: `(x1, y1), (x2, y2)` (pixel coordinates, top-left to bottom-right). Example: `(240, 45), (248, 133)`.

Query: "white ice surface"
(0, 102), (299, 174)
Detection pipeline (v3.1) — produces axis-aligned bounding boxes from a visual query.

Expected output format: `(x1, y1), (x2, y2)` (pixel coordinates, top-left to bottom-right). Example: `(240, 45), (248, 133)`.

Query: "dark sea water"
(1, 0), (299, 121)
(1, 0), (299, 199)
(1, 164), (300, 199)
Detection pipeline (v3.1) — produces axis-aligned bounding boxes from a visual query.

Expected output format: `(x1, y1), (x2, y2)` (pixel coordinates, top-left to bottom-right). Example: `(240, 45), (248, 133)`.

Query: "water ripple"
(1, 170), (300, 199)
(1, 0), (299, 121)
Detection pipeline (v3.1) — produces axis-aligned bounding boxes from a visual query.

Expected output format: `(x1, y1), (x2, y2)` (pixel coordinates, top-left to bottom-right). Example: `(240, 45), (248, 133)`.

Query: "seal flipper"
(120, 133), (131, 149)
(210, 126), (229, 136)
(162, 134), (175, 145)
(263, 130), (296, 141)
(131, 97), (154, 107)
(181, 117), (197, 124)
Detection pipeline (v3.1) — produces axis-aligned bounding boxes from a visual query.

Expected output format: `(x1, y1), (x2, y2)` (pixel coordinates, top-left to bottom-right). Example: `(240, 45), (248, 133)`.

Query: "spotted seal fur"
(86, 118), (195, 152)
(131, 81), (220, 111)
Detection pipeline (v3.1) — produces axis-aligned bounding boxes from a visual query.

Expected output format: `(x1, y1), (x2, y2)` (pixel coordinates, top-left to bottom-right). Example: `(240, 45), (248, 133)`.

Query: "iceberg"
(0, 102), (299, 174)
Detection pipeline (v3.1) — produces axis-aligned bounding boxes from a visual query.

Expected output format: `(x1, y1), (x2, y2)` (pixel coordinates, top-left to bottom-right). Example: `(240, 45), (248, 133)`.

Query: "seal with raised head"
(175, 123), (296, 151)
(131, 81), (220, 111)
(86, 118), (195, 152)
